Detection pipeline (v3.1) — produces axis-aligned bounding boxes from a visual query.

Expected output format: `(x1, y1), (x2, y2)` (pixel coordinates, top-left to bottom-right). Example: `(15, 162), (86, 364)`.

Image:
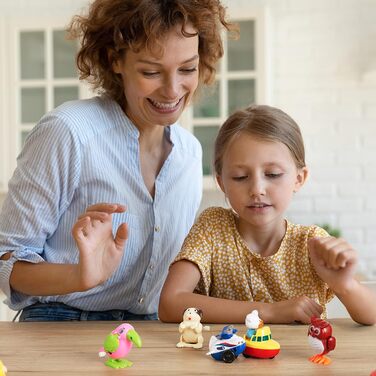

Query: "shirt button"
(149, 264), (154, 270)
(154, 226), (160, 232)
(138, 297), (144, 304)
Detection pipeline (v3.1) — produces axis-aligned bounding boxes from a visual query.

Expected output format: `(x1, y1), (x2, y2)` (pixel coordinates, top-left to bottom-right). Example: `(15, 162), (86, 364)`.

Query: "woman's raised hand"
(72, 203), (128, 291)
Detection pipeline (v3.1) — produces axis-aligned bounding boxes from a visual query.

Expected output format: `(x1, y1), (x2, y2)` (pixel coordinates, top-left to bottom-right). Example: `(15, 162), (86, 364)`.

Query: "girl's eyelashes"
(231, 173), (283, 181)
(266, 173), (283, 178)
(232, 176), (248, 181)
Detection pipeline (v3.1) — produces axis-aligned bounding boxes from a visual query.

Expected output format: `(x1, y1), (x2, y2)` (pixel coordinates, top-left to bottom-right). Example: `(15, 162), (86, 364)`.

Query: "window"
(18, 28), (80, 149)
(2, 18), (91, 185)
(181, 10), (267, 189)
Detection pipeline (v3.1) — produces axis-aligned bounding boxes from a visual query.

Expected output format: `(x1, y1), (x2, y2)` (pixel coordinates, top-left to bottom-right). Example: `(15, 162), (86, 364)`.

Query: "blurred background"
(0, 0), (375, 319)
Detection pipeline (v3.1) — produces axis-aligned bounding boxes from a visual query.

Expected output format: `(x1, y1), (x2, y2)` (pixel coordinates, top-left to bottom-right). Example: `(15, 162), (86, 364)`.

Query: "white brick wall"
(204, 0), (376, 279)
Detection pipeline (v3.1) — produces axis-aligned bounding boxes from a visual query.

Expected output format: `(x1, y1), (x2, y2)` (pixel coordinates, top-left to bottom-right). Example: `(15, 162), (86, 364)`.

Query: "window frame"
(180, 7), (269, 190)
(4, 17), (91, 188)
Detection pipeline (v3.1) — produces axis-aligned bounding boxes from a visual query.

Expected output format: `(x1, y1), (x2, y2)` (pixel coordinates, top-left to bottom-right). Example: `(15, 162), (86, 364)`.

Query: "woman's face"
(113, 23), (199, 130)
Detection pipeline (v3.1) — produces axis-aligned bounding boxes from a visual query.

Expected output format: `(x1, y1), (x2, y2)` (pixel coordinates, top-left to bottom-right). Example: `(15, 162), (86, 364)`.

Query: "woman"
(0, 0), (235, 321)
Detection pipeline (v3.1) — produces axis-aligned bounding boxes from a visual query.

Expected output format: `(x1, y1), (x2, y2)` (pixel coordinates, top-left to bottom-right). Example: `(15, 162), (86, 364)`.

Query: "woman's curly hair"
(68, 0), (237, 105)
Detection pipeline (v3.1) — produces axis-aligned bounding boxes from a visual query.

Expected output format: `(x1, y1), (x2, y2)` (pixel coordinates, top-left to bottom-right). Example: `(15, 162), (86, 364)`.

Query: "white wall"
(0, 0), (88, 17)
(203, 0), (376, 280)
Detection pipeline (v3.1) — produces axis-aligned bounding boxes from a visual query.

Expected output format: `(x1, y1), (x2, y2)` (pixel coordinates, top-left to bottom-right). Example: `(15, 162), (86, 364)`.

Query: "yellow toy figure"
(176, 307), (210, 349)
(243, 310), (280, 359)
(0, 360), (7, 376)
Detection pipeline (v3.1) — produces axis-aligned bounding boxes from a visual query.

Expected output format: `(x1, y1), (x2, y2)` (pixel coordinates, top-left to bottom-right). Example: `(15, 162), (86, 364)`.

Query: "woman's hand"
(308, 236), (358, 295)
(72, 203), (128, 291)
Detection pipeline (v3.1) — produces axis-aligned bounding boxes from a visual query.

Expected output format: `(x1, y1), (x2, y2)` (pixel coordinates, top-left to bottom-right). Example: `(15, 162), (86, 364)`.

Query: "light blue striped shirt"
(0, 96), (202, 314)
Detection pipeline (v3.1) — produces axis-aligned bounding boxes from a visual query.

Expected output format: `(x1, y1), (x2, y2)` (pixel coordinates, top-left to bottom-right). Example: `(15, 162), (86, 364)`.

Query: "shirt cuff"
(0, 249), (45, 301)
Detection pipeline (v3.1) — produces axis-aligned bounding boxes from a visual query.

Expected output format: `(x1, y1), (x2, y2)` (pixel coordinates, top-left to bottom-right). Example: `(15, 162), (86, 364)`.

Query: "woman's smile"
(147, 96), (184, 113)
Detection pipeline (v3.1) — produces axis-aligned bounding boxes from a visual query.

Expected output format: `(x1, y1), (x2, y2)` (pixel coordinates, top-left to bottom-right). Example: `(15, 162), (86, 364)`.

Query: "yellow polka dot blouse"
(173, 207), (334, 317)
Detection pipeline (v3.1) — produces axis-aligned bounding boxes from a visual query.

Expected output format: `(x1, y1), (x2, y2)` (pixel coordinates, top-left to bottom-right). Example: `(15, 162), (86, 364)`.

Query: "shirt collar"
(107, 95), (177, 145)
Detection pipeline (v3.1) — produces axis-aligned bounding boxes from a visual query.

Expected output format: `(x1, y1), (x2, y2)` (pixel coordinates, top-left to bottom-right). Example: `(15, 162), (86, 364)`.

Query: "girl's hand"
(71, 203), (128, 291)
(270, 296), (323, 324)
(308, 237), (358, 295)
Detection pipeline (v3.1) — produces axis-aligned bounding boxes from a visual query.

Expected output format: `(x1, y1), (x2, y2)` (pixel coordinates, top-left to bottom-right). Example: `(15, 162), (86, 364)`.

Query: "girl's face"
(113, 23), (199, 131)
(217, 132), (308, 231)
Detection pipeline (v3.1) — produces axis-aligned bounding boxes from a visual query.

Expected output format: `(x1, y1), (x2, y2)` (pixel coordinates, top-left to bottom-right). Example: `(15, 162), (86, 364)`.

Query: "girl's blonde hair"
(68, 0), (237, 105)
(214, 105), (306, 175)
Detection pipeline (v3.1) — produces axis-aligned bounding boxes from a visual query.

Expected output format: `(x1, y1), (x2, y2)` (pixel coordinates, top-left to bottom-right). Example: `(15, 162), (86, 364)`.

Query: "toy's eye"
(309, 326), (314, 333)
(314, 328), (320, 336)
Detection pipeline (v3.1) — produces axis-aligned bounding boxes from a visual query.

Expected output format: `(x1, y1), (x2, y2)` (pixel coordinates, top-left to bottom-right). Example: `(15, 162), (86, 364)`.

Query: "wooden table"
(0, 319), (375, 375)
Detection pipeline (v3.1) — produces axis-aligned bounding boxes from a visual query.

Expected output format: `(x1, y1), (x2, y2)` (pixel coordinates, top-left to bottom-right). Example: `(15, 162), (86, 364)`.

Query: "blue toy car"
(206, 325), (246, 363)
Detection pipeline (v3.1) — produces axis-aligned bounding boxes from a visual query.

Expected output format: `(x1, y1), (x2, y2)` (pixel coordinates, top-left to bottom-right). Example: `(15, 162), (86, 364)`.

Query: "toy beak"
(127, 329), (142, 348)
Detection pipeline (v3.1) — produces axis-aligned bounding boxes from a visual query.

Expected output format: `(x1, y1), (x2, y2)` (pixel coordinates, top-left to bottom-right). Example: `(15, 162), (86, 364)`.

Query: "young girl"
(158, 105), (376, 325)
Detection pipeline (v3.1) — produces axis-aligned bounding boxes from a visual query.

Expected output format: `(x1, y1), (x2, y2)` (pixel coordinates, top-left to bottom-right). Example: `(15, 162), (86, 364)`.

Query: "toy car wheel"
(222, 350), (236, 363)
(243, 353), (251, 358)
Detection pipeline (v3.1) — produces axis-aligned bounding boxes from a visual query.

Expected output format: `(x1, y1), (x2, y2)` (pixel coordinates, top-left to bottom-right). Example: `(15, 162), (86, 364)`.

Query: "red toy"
(307, 316), (336, 365)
